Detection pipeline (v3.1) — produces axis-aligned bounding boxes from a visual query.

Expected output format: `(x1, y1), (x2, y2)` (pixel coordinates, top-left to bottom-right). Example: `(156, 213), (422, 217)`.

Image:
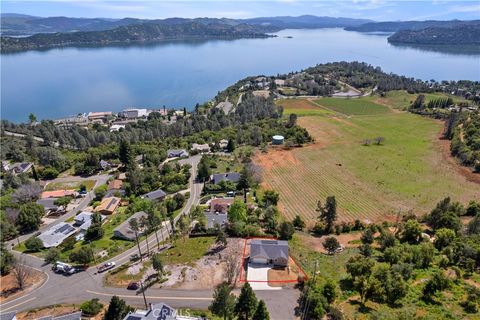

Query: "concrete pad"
(246, 263), (281, 291)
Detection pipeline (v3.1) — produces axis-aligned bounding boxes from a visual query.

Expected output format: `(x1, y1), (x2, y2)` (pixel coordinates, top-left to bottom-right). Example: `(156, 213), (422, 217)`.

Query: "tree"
(54, 196), (72, 209)
(226, 138), (235, 153)
(322, 280), (337, 304)
(25, 236), (43, 251)
(17, 202), (44, 232)
(228, 200), (247, 223)
(80, 298), (103, 316)
(287, 113), (298, 128)
(177, 214), (189, 243)
(278, 221), (295, 240)
(263, 190), (279, 207)
(209, 283), (237, 320)
(360, 227), (374, 245)
(467, 214), (480, 235)
(45, 247), (60, 264)
(129, 218), (143, 260)
(317, 196), (337, 234)
(94, 185), (108, 201)
(152, 254), (164, 278)
(118, 140), (135, 170)
(235, 282), (258, 320)
(12, 258), (30, 290)
(466, 201), (480, 216)
(197, 159), (211, 182)
(12, 183), (42, 204)
(104, 296), (134, 320)
(323, 236), (340, 254)
(400, 219), (422, 244)
(253, 300), (270, 320)
(69, 246), (94, 264)
(224, 244), (241, 285)
(378, 230), (397, 251)
(28, 113), (37, 124)
(237, 167), (251, 202)
(434, 228), (456, 250)
(216, 230), (228, 247)
(423, 271), (451, 300)
(292, 215), (306, 230)
(346, 255), (375, 281)
(0, 242), (15, 275)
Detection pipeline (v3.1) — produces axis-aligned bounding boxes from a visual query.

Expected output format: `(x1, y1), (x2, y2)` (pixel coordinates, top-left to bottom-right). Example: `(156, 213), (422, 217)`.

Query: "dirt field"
(267, 257), (304, 287)
(17, 305), (79, 320)
(296, 232), (363, 254)
(255, 98), (480, 224)
(0, 267), (46, 302)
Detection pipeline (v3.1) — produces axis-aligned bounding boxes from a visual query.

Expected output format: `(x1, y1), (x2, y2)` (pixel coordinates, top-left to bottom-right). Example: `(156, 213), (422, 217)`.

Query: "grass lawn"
(44, 179), (96, 191)
(313, 97), (391, 115)
(104, 260), (152, 287)
(278, 99), (334, 117)
(258, 98), (480, 223)
(209, 155), (242, 174)
(367, 90), (468, 110)
(159, 236), (215, 266)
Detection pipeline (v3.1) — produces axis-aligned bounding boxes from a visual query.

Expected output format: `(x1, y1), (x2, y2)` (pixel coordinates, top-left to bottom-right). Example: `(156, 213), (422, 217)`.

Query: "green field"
(258, 98), (480, 223)
(365, 90), (468, 110)
(313, 97), (391, 115)
(44, 179), (96, 191)
(159, 236), (215, 266)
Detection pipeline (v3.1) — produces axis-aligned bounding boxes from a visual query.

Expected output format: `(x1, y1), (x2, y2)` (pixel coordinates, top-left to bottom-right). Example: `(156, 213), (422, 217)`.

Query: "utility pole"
(140, 281), (148, 309)
(301, 260), (318, 320)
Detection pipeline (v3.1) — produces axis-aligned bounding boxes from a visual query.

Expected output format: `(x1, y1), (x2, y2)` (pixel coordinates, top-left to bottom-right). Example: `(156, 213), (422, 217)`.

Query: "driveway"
(246, 263), (281, 291)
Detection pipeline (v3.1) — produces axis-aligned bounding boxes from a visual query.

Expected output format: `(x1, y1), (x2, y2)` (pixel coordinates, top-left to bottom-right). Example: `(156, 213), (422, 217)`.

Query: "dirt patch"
(297, 232), (363, 254)
(0, 267), (46, 302)
(17, 305), (79, 320)
(254, 148), (299, 171)
(267, 257), (302, 287)
(436, 130), (480, 185)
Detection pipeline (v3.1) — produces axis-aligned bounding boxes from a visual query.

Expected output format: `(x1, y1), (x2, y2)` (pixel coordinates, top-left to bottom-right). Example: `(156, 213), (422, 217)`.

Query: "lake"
(1, 28), (479, 123)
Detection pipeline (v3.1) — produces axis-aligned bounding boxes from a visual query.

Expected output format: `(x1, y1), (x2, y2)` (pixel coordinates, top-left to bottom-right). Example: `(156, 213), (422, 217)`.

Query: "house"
(108, 179), (123, 191)
(87, 111), (112, 122)
(1, 161), (10, 172)
(249, 239), (289, 267)
(41, 189), (77, 199)
(123, 302), (201, 320)
(74, 211), (105, 231)
(100, 160), (111, 170)
(216, 101), (233, 114)
(109, 124), (126, 132)
(118, 173), (127, 181)
(1, 311), (81, 320)
(191, 143), (210, 153)
(37, 222), (77, 248)
(54, 114), (89, 128)
(142, 188), (166, 201)
(274, 79), (285, 86)
(205, 213), (228, 229)
(113, 211), (148, 240)
(167, 149), (189, 158)
(95, 197), (120, 215)
(11, 162), (33, 175)
(211, 172), (241, 185)
(36, 198), (60, 214)
(209, 197), (234, 214)
(135, 155), (144, 164)
(119, 108), (149, 119)
(218, 139), (229, 149)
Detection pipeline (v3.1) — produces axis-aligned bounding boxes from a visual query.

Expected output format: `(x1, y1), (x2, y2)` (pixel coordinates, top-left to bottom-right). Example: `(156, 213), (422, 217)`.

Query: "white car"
(98, 262), (116, 273)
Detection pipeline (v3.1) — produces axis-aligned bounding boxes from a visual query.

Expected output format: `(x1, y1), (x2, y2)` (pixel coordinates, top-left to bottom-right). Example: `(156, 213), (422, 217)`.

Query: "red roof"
(41, 189), (76, 199)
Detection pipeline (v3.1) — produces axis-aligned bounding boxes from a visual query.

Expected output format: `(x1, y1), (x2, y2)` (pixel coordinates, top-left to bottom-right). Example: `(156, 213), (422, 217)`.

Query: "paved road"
(6, 174), (110, 247)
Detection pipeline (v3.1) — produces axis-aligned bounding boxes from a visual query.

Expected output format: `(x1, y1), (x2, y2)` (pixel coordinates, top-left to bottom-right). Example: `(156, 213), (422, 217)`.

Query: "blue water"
(1, 28), (479, 122)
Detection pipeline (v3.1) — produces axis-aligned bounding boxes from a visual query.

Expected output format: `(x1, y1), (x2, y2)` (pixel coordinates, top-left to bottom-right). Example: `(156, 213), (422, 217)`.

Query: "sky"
(1, 0), (479, 21)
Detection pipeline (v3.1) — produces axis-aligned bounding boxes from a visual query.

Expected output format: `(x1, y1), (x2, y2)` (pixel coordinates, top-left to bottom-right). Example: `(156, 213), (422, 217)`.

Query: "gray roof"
(38, 312), (82, 320)
(74, 211), (105, 231)
(143, 188), (166, 201)
(0, 311), (16, 320)
(205, 213), (228, 229)
(37, 222), (77, 248)
(36, 198), (59, 211)
(114, 211), (148, 240)
(167, 149), (189, 158)
(250, 239), (288, 260)
(211, 172), (240, 185)
(123, 303), (178, 320)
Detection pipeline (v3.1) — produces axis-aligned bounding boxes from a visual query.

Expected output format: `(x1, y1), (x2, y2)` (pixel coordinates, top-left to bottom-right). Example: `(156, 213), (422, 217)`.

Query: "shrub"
(80, 298), (103, 316)
(25, 237), (43, 252)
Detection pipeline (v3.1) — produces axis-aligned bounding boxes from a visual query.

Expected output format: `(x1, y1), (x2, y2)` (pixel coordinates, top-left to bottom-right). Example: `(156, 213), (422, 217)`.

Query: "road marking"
(86, 290), (212, 301)
(0, 297), (37, 311)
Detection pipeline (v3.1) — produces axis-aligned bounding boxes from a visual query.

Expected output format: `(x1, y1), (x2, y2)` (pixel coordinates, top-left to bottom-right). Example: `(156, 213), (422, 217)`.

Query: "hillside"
(388, 24), (480, 45)
(345, 19), (479, 32)
(0, 21), (275, 52)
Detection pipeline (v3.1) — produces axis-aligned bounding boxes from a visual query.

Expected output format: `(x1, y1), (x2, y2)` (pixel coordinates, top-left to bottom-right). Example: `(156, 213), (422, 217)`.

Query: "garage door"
(252, 258), (268, 264)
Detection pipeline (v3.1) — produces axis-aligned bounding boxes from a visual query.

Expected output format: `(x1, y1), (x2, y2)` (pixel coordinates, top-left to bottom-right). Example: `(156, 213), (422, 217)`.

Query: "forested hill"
(0, 21), (275, 53)
(387, 24), (480, 45)
(345, 19), (479, 32)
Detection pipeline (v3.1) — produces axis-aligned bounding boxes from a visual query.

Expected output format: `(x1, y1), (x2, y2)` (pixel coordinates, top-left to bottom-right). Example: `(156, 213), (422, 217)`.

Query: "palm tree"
(129, 218), (142, 260)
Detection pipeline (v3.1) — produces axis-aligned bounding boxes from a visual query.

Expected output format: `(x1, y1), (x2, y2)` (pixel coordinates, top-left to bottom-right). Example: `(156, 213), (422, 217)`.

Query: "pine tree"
(104, 296), (133, 320)
(209, 283), (236, 320)
(253, 300), (270, 320)
(235, 282), (258, 320)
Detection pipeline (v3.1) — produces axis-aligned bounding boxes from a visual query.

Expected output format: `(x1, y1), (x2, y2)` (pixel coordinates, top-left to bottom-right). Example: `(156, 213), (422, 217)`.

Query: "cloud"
(449, 4), (480, 13)
(213, 10), (252, 18)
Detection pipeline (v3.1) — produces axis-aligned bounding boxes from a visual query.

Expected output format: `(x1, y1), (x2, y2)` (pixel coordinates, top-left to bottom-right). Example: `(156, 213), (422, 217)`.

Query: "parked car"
(53, 262), (75, 275)
(98, 262), (116, 273)
(127, 282), (140, 290)
(130, 253), (139, 261)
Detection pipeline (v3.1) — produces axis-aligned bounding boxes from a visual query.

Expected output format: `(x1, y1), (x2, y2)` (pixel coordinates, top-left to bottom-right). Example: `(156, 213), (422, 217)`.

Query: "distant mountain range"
(0, 14), (371, 36)
(1, 14), (478, 53)
(388, 23), (480, 45)
(345, 19), (480, 32)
